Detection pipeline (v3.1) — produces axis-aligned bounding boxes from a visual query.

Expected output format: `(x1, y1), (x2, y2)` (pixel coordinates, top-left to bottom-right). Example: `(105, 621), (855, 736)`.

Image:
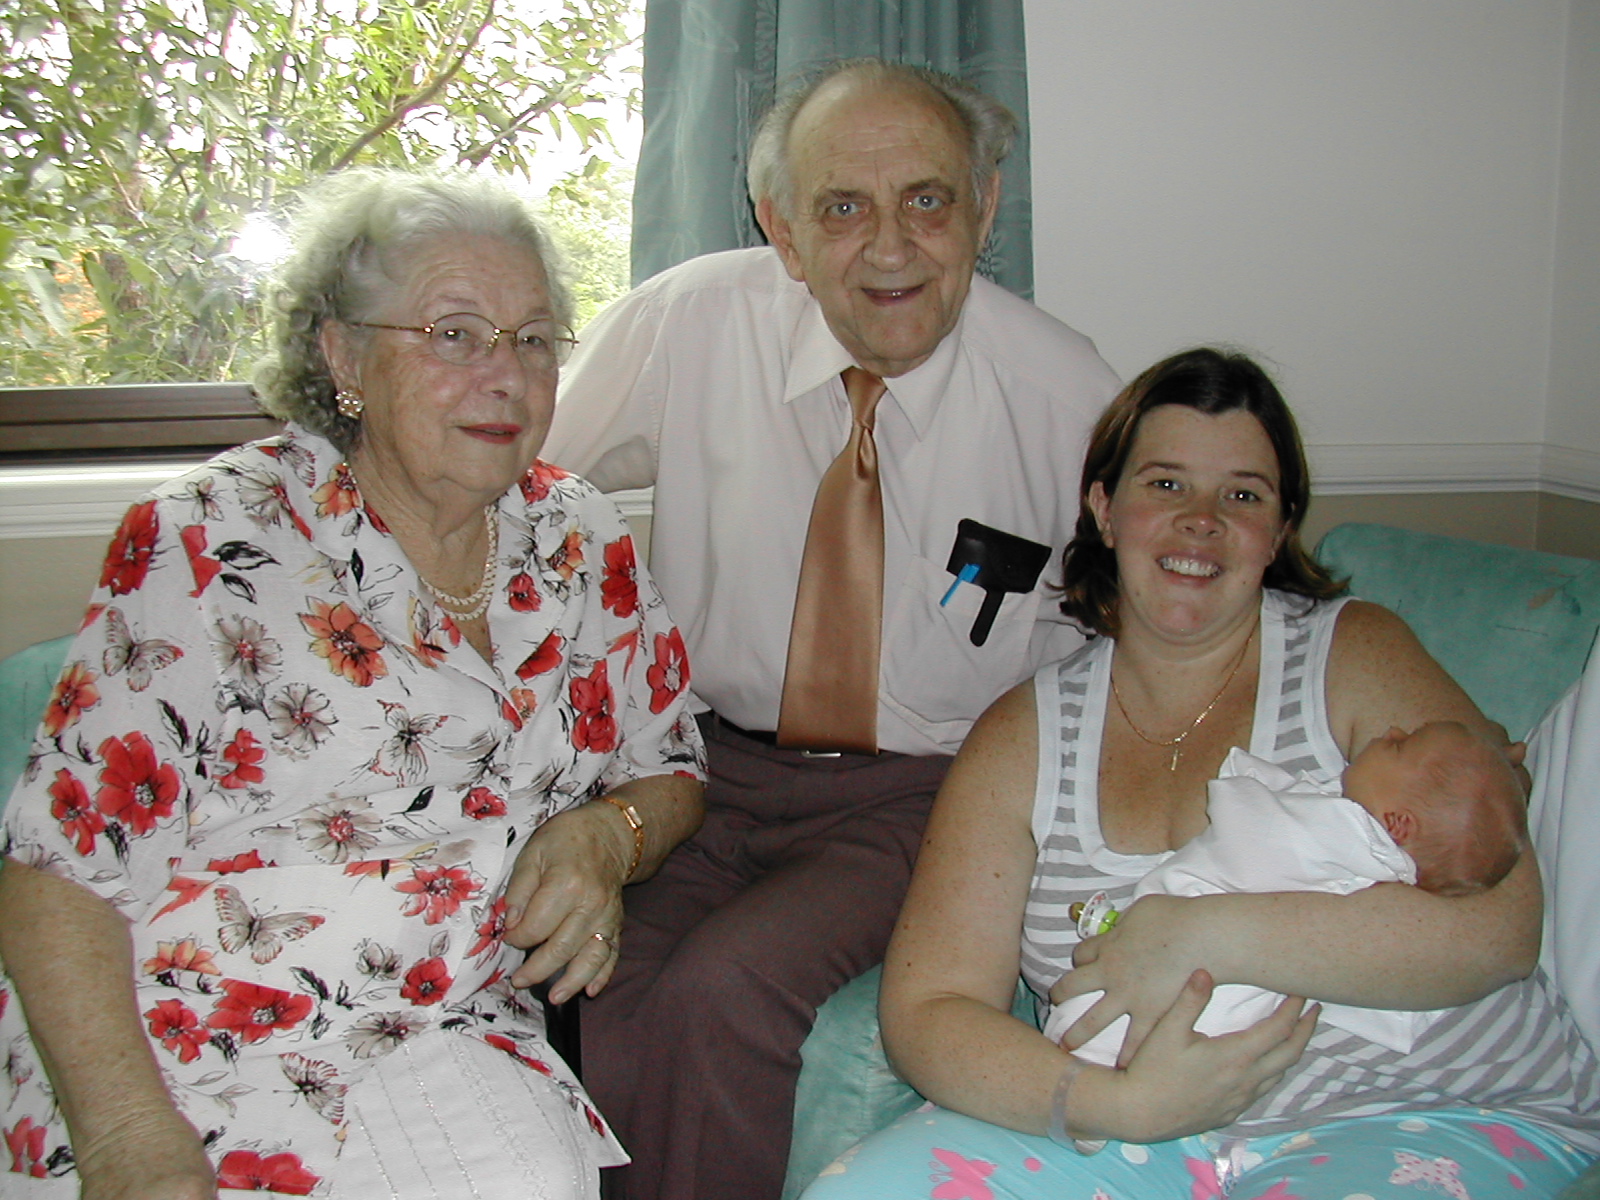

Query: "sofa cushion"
(1313, 523), (1600, 740)
(0, 634), (73, 809)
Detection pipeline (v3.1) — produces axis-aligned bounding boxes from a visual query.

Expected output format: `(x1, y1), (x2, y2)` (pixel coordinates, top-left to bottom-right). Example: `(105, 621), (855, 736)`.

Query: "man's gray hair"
(254, 168), (571, 453)
(746, 59), (1018, 217)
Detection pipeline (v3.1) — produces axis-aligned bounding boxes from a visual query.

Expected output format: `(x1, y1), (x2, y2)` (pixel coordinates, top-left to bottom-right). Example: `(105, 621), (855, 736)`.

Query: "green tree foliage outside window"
(0, 0), (640, 388)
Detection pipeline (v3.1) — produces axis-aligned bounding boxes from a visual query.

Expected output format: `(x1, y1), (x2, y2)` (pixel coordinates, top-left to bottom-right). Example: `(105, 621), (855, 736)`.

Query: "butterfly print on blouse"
(102, 608), (184, 692)
(214, 884), (325, 964)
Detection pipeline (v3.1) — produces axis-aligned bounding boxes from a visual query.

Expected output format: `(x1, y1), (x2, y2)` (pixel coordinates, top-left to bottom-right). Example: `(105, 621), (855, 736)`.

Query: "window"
(1, 0), (642, 457)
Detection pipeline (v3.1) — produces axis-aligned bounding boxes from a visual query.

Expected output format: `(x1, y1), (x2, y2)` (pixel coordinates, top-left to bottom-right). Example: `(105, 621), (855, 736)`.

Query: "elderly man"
(545, 59), (1121, 1200)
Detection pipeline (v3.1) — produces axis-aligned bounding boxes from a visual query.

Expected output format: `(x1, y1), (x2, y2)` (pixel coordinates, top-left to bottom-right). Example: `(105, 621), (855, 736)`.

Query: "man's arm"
(546, 285), (669, 490)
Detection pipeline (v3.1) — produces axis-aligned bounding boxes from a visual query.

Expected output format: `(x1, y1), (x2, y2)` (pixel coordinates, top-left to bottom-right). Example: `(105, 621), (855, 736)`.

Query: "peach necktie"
(776, 367), (886, 754)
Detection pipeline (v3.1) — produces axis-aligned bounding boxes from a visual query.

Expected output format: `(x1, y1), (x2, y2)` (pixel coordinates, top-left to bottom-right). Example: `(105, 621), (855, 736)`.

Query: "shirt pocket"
(881, 552), (1041, 739)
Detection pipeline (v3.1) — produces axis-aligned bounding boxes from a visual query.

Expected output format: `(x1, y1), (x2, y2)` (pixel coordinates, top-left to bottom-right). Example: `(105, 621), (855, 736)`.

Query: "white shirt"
(546, 247), (1121, 755)
(1046, 749), (1443, 1061)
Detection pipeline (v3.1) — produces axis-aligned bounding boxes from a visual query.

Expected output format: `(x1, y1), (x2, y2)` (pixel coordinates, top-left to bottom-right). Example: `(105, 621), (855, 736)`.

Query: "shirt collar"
(781, 291), (968, 442)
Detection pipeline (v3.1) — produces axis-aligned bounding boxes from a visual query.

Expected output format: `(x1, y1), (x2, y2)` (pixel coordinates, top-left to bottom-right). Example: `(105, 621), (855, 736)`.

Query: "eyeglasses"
(349, 313), (579, 368)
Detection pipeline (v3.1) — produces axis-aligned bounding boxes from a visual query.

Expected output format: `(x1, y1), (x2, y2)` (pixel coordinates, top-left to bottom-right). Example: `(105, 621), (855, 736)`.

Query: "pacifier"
(1068, 891), (1120, 938)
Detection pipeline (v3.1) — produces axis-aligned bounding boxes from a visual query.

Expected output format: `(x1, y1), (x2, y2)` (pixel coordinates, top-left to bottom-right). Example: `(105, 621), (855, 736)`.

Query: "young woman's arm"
(881, 683), (1316, 1142)
(1052, 602), (1540, 1063)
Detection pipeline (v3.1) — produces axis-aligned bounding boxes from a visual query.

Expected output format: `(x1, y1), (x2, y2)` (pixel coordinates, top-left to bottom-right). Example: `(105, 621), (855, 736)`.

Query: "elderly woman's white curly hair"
(254, 168), (572, 453)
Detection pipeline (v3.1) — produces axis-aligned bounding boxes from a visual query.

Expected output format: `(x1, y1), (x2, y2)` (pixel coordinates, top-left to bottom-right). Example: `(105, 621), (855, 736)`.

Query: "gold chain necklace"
(1111, 622), (1257, 772)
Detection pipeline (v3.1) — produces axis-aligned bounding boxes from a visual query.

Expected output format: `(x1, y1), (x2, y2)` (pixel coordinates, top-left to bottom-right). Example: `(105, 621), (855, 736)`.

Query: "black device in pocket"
(943, 519), (1052, 647)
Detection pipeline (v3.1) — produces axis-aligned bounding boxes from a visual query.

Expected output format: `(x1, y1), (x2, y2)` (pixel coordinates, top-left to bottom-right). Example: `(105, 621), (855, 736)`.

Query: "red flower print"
(519, 459), (570, 505)
(400, 956), (453, 1005)
(206, 980), (313, 1045)
(219, 728), (266, 790)
(152, 875), (211, 920)
(601, 536), (638, 617)
(143, 938), (221, 977)
(310, 466), (359, 519)
(570, 660), (618, 754)
(42, 661), (99, 737)
(585, 1104), (607, 1137)
(501, 687), (537, 729)
(4, 1116), (49, 1179)
(515, 631), (565, 680)
(100, 500), (159, 596)
(146, 998), (211, 1063)
(95, 731), (181, 837)
(216, 1149), (321, 1194)
(208, 849), (267, 873)
(507, 571), (542, 612)
(180, 524), (223, 597)
(49, 768), (104, 855)
(484, 1032), (554, 1075)
(300, 599), (388, 687)
(551, 528), (586, 581)
(395, 864), (483, 925)
(469, 896), (508, 960)
(646, 629), (690, 714)
(463, 787), (508, 821)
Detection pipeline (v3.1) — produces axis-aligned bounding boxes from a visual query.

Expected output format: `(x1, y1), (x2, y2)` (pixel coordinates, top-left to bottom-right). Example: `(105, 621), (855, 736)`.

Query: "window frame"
(0, 384), (282, 464)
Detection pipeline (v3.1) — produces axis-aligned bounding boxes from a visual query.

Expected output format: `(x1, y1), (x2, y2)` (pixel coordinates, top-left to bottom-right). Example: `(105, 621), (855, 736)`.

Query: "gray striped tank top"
(1022, 589), (1600, 1151)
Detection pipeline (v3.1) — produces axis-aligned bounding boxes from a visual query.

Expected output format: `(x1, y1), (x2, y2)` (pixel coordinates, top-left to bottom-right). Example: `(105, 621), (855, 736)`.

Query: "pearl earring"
(336, 389), (364, 419)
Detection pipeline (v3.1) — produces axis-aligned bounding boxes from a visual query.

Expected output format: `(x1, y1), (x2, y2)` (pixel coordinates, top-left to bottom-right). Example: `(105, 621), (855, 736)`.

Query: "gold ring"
(591, 932), (613, 946)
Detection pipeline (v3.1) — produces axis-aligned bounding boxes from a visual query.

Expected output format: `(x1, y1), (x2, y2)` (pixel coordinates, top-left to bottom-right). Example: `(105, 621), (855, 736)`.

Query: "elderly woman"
(0, 170), (705, 1199)
(803, 349), (1598, 1199)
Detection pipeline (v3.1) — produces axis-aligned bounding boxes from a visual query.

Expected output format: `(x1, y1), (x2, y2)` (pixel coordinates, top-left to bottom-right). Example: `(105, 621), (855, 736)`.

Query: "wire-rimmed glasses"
(349, 313), (578, 368)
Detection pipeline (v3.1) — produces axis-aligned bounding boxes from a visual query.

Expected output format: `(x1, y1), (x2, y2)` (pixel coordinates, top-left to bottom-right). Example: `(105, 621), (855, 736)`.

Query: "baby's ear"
(1503, 741), (1528, 766)
(1381, 809), (1416, 845)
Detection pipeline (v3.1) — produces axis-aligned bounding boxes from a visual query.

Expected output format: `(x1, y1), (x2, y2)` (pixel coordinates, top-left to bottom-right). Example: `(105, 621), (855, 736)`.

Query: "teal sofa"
(5, 523), (1600, 1196)
(783, 522), (1600, 1198)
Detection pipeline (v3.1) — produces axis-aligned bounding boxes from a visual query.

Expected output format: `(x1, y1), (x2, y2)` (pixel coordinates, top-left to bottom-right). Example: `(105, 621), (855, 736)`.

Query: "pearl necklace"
(1110, 622), (1256, 772)
(417, 505), (498, 622)
(343, 463), (498, 622)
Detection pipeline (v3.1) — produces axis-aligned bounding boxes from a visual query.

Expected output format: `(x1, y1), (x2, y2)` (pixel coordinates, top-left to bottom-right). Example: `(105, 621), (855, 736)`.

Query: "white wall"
(1025, 0), (1595, 498)
(1548, 0), (1600, 491)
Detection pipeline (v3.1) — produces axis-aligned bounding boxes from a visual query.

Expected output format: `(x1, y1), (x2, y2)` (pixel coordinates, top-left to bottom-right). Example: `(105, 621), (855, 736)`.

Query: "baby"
(1046, 721), (1527, 1061)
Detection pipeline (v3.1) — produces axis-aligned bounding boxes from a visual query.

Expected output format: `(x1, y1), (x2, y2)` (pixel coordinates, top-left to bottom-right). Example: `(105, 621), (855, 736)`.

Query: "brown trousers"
(581, 714), (952, 1200)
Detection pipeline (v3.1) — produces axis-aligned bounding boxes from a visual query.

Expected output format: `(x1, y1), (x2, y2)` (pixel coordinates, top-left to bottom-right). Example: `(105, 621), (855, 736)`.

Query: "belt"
(710, 713), (849, 758)
(712, 714), (778, 745)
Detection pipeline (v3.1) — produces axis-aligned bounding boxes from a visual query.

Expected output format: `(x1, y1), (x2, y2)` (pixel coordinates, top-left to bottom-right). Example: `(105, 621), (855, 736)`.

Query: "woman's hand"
(503, 802), (630, 1002)
(1079, 970), (1319, 1143)
(504, 773), (704, 1002)
(1051, 893), (1211, 1065)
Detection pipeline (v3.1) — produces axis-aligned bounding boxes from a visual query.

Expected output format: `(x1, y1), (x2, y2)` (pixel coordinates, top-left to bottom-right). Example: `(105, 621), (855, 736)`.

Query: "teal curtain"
(630, 0), (1033, 298)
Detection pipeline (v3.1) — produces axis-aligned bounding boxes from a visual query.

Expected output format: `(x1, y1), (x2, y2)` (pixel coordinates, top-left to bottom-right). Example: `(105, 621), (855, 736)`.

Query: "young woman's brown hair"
(1059, 347), (1344, 637)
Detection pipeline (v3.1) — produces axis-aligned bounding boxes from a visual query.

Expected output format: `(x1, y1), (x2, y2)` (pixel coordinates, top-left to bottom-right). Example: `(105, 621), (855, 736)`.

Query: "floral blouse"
(0, 425), (705, 1192)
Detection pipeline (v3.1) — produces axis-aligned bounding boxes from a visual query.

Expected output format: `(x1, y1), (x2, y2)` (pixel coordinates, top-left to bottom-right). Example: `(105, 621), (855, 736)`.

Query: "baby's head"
(1342, 721), (1527, 896)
